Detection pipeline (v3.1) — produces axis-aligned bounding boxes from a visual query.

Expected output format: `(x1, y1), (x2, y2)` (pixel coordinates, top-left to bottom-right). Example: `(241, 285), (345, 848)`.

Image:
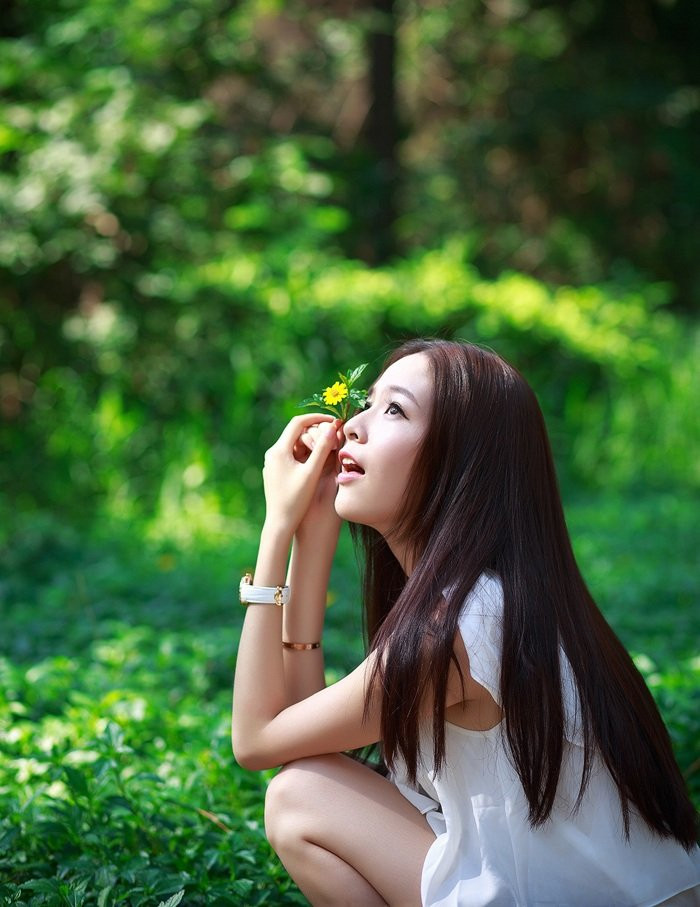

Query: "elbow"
(233, 745), (271, 772)
(231, 728), (277, 772)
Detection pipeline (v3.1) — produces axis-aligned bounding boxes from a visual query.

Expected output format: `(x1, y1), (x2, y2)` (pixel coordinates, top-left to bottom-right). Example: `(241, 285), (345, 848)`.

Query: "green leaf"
(297, 395), (324, 407)
(157, 891), (185, 907)
(103, 795), (134, 812)
(64, 765), (90, 799)
(346, 363), (368, 386)
(22, 878), (62, 895)
(61, 878), (88, 906)
(0, 828), (19, 854)
(101, 721), (130, 754)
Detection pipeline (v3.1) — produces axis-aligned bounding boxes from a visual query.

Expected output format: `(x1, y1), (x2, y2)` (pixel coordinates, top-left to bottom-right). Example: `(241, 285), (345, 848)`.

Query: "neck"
(387, 536), (414, 576)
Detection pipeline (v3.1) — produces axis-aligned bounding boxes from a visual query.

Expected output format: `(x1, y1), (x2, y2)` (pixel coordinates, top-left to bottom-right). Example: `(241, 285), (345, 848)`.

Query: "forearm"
(231, 520), (292, 761)
(283, 521), (341, 702)
(231, 411), (341, 767)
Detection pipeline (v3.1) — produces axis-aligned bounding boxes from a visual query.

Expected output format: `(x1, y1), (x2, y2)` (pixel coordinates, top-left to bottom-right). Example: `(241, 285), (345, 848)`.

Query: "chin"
(334, 499), (357, 522)
(335, 497), (370, 528)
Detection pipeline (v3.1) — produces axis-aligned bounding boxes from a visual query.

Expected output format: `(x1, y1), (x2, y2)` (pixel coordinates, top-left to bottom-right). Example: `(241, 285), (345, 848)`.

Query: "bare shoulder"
(446, 628), (503, 732)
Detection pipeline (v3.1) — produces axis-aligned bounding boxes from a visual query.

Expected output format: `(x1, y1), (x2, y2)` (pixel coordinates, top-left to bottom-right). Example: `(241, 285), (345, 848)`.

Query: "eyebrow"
(367, 383), (421, 408)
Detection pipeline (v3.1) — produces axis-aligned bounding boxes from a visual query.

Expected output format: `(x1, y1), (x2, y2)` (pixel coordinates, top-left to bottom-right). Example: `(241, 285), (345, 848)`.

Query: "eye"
(385, 401), (405, 417)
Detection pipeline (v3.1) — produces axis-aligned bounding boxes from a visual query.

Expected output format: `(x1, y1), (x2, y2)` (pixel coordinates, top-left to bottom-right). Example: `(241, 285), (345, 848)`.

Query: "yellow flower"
(322, 381), (348, 406)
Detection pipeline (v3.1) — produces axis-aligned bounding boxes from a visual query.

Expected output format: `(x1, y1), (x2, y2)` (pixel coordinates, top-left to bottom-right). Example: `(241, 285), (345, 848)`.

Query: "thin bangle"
(282, 641), (321, 651)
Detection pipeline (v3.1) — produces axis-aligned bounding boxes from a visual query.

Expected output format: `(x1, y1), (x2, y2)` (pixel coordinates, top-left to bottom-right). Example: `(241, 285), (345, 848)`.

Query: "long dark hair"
(353, 338), (697, 848)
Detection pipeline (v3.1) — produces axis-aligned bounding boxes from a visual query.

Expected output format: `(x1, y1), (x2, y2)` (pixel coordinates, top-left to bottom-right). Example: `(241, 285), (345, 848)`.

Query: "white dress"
(392, 573), (700, 907)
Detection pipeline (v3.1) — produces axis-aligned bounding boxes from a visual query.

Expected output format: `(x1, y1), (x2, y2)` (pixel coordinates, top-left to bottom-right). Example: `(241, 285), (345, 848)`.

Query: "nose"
(342, 409), (364, 442)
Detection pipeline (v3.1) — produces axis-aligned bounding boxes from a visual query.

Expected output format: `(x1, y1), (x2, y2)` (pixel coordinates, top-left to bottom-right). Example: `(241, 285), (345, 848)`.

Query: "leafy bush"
(4, 240), (698, 532)
(0, 518), (307, 904)
(0, 494), (697, 903)
(1, 2), (698, 526)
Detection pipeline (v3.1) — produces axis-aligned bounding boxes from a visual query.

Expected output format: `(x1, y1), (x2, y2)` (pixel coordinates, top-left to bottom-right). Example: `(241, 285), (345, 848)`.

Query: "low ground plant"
(0, 491), (697, 904)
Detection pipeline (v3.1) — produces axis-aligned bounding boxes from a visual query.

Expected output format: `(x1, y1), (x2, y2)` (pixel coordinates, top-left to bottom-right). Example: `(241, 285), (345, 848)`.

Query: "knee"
(264, 762), (302, 840)
(264, 756), (332, 854)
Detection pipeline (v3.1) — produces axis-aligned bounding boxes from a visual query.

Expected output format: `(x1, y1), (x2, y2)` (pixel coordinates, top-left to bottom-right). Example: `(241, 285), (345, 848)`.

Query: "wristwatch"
(239, 573), (289, 606)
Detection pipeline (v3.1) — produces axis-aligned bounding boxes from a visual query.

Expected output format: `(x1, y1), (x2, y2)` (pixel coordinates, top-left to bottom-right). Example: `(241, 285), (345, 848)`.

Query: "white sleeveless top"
(392, 573), (700, 907)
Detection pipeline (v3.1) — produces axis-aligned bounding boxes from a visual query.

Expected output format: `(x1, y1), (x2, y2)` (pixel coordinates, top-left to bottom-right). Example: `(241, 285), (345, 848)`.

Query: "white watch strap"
(239, 573), (289, 606)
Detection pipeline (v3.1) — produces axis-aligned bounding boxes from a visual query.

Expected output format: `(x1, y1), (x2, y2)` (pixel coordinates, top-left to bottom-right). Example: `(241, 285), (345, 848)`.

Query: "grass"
(0, 490), (698, 905)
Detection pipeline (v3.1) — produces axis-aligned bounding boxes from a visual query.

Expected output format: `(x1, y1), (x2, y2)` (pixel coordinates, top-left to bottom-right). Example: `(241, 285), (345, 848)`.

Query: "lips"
(337, 449), (365, 482)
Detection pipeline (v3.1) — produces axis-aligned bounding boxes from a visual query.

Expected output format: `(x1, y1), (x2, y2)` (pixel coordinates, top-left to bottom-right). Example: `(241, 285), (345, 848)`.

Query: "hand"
(262, 413), (341, 537)
(294, 419), (345, 540)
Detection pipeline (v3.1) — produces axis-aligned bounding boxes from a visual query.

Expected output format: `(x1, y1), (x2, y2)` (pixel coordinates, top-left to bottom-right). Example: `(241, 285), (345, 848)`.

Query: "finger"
(305, 421), (340, 474)
(322, 442), (342, 475)
(300, 429), (317, 450)
(296, 421), (325, 455)
(278, 412), (335, 450)
(293, 426), (320, 463)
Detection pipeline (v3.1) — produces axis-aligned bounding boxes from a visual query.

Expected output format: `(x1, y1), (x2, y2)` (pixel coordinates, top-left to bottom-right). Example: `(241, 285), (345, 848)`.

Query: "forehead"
(373, 352), (433, 401)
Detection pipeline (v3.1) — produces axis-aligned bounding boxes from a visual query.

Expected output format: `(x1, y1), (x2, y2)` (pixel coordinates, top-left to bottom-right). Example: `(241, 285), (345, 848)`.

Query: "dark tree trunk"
(0, 0), (20, 37)
(363, 0), (399, 264)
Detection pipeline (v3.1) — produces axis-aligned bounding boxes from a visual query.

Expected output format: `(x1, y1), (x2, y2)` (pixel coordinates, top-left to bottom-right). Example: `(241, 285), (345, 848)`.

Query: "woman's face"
(335, 351), (433, 537)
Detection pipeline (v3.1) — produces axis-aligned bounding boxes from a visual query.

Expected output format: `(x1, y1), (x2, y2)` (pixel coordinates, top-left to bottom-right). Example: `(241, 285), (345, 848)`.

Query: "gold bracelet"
(282, 641), (321, 651)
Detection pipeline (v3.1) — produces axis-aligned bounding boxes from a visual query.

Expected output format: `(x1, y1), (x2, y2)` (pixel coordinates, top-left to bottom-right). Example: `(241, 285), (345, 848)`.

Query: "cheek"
(372, 439), (420, 502)
(334, 461), (413, 526)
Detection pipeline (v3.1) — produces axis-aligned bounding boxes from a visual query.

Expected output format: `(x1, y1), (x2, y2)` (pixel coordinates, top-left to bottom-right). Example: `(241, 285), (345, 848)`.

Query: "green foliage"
(567, 492), (700, 784)
(398, 0), (700, 303)
(0, 495), (697, 902)
(0, 517), (309, 904)
(3, 240), (698, 527)
(1, 2), (697, 899)
(1, 0), (698, 527)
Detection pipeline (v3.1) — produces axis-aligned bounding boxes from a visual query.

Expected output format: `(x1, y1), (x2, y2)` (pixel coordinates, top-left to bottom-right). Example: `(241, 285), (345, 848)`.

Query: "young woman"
(232, 339), (699, 906)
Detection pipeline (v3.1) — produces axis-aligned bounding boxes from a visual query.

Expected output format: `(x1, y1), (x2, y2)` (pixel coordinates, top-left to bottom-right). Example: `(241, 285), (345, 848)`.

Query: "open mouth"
(339, 454), (365, 475)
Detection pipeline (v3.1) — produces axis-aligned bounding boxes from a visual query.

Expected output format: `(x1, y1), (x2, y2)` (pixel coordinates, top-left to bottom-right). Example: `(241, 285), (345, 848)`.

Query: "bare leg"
(265, 753), (436, 906)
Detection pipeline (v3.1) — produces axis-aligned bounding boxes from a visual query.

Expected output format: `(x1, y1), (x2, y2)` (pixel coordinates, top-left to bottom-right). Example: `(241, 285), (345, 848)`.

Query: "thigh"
(266, 753), (437, 906)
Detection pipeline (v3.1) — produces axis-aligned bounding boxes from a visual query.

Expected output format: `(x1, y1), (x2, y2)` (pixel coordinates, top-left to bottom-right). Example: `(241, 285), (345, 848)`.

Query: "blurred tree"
(398, 0), (700, 306)
(0, 0), (698, 520)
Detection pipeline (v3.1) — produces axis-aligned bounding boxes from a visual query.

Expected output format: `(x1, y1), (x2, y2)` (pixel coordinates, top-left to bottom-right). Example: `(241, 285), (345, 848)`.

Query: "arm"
(282, 417), (344, 703)
(232, 413), (355, 768)
(231, 413), (471, 770)
(232, 511), (378, 769)
(283, 528), (340, 704)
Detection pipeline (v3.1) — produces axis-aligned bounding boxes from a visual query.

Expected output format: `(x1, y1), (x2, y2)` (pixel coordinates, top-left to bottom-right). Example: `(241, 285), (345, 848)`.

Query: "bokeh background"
(1, 0), (698, 903)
